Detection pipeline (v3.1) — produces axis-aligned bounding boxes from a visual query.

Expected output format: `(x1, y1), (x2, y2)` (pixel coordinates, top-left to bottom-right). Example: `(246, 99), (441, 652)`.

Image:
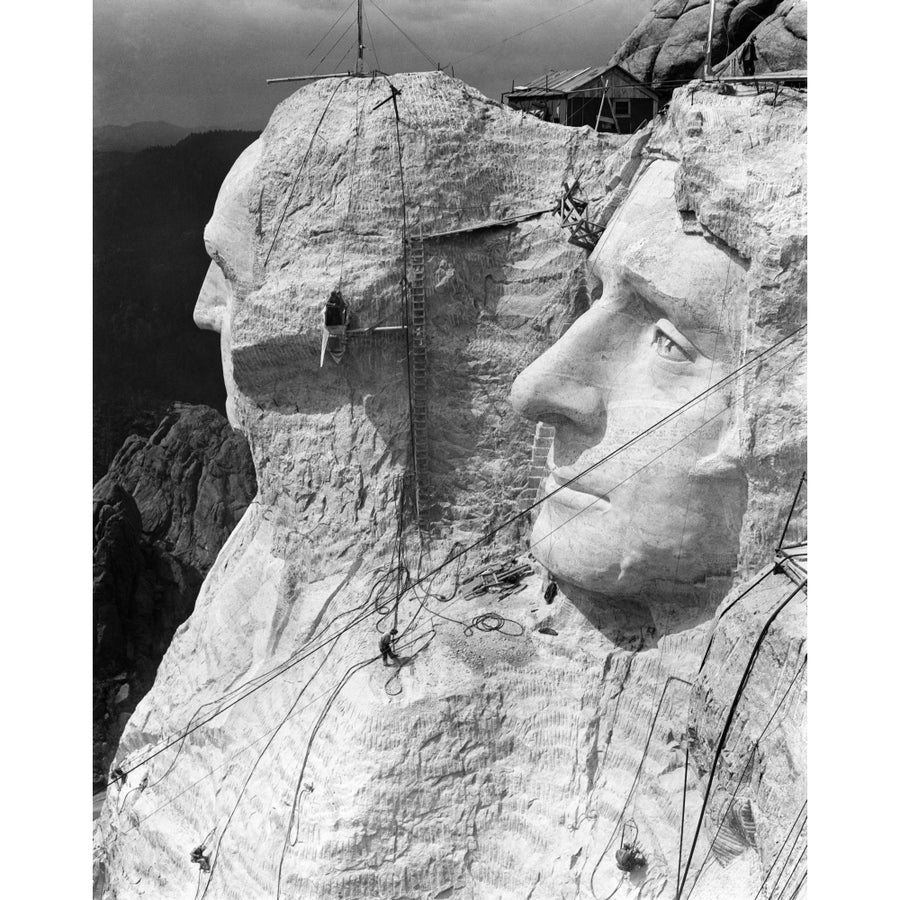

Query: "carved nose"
(194, 261), (228, 332)
(510, 328), (605, 434)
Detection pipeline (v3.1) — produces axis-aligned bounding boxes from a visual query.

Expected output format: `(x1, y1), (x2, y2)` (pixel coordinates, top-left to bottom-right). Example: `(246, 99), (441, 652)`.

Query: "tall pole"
(356, 0), (364, 74)
(704, 0), (717, 80)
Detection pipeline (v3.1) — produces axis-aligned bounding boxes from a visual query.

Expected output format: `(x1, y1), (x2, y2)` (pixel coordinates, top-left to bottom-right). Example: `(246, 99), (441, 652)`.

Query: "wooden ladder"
(409, 226), (429, 516)
(520, 421), (555, 514)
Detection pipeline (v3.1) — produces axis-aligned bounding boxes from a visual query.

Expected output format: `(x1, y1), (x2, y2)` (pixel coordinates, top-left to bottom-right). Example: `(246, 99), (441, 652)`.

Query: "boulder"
(611, 0), (807, 91)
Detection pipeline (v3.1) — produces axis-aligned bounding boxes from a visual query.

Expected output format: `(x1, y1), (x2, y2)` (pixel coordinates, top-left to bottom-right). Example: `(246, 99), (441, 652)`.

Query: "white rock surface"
(95, 74), (806, 900)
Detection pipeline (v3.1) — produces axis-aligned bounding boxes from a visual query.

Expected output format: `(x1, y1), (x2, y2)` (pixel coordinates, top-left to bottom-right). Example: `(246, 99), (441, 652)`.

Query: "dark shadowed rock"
(92, 403), (256, 787)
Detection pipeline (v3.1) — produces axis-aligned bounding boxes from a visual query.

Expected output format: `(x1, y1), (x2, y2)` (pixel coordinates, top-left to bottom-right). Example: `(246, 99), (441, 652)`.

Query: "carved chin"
(529, 503), (638, 596)
(529, 500), (734, 598)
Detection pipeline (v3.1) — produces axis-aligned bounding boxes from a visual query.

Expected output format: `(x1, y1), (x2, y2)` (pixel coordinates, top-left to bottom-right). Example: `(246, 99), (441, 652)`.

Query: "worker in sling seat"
(324, 289), (348, 327)
(322, 289), (351, 365)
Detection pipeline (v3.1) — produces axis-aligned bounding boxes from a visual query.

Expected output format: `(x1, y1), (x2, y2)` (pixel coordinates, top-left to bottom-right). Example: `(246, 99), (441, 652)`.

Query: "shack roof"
(508, 64), (660, 101)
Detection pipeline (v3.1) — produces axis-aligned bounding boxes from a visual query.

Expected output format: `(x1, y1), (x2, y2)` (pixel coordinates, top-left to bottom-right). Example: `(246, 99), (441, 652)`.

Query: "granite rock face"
(95, 75), (805, 900)
(686, 567), (806, 898)
(611, 0), (807, 88)
(93, 404), (256, 787)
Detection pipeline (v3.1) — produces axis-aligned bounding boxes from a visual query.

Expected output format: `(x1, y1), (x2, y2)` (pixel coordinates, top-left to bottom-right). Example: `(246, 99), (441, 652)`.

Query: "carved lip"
(545, 471), (611, 512)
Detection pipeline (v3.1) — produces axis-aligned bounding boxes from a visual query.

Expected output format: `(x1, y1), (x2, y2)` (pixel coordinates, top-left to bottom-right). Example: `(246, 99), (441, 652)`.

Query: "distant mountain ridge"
(93, 121), (193, 152)
(94, 120), (262, 152)
(94, 128), (261, 480)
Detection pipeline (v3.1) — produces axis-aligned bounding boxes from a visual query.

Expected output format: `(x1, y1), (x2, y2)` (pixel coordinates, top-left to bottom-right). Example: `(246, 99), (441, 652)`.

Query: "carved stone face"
(511, 160), (749, 599)
(193, 139), (262, 430)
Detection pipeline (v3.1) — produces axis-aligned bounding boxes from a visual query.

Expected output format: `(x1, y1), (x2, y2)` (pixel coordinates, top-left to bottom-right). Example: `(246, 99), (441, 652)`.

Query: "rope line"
(109, 687), (335, 836)
(682, 657), (807, 900)
(397, 326), (807, 613)
(777, 470), (806, 550)
(274, 628), (433, 899)
(697, 565), (776, 674)
(362, 2), (380, 72)
(196, 635), (344, 899)
(772, 840), (807, 900)
(106, 589), (388, 788)
(311, 19), (356, 76)
(526, 349), (804, 571)
(369, 0), (439, 69)
(338, 79), (367, 288)
(669, 254), (732, 587)
(785, 869), (807, 900)
(749, 801), (807, 900)
(265, 77), (347, 267)
(100, 327), (805, 792)
(675, 581), (807, 898)
(449, 0), (599, 69)
(762, 815), (808, 900)
(588, 675), (693, 898)
(302, 0), (357, 64)
(677, 743), (689, 892)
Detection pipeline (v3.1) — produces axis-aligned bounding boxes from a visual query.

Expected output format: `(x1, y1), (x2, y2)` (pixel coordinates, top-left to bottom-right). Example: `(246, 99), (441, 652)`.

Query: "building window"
(613, 99), (631, 118)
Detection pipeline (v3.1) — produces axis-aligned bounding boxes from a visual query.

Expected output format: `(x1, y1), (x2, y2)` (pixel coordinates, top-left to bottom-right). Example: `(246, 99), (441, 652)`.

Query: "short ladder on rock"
(556, 179), (604, 251)
(409, 226), (429, 515)
(520, 421), (556, 514)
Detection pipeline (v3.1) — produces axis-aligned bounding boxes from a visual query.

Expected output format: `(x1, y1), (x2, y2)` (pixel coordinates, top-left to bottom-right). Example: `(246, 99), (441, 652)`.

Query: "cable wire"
(100, 328), (805, 794)
(363, 2), (381, 72)
(450, 0), (599, 69)
(588, 675), (692, 898)
(398, 327), (806, 613)
(265, 76), (347, 266)
(676, 582), (808, 898)
(311, 19), (356, 76)
(303, 0), (357, 64)
(370, 0), (439, 69)
(682, 657), (807, 900)
(751, 801), (807, 900)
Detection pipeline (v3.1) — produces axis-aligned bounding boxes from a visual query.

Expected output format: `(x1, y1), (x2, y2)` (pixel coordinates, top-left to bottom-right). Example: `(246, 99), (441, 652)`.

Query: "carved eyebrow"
(655, 318), (698, 361)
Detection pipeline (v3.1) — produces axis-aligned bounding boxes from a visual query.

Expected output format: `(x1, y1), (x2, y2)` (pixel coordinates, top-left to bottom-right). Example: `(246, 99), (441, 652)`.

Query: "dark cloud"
(94, 0), (653, 129)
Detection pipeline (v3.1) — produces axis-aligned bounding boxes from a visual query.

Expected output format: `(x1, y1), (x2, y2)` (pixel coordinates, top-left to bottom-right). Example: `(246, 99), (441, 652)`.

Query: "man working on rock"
(741, 36), (758, 76)
(190, 846), (211, 873)
(379, 628), (399, 666)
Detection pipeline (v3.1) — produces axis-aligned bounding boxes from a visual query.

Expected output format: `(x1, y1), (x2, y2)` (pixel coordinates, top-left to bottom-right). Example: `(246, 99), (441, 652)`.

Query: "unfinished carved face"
(511, 160), (748, 599)
(193, 139), (262, 430)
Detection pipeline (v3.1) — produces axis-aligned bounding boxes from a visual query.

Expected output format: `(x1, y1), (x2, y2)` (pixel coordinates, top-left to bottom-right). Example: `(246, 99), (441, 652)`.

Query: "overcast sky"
(94, 0), (654, 129)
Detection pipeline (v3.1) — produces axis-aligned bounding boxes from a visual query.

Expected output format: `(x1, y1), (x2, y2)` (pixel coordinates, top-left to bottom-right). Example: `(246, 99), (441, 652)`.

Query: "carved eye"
(652, 320), (695, 363)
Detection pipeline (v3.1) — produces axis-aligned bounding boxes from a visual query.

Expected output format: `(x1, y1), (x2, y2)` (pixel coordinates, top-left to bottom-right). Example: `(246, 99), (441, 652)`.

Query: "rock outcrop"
(95, 74), (805, 900)
(610, 0), (807, 89)
(93, 404), (256, 788)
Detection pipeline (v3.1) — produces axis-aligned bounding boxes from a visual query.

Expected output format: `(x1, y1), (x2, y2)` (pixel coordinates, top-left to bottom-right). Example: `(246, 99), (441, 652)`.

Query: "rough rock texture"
(685, 568), (806, 898)
(611, 1), (807, 89)
(93, 404), (256, 787)
(95, 75), (805, 900)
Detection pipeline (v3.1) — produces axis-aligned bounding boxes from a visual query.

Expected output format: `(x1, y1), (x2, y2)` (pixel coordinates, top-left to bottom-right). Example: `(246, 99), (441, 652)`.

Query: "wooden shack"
(503, 65), (660, 133)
